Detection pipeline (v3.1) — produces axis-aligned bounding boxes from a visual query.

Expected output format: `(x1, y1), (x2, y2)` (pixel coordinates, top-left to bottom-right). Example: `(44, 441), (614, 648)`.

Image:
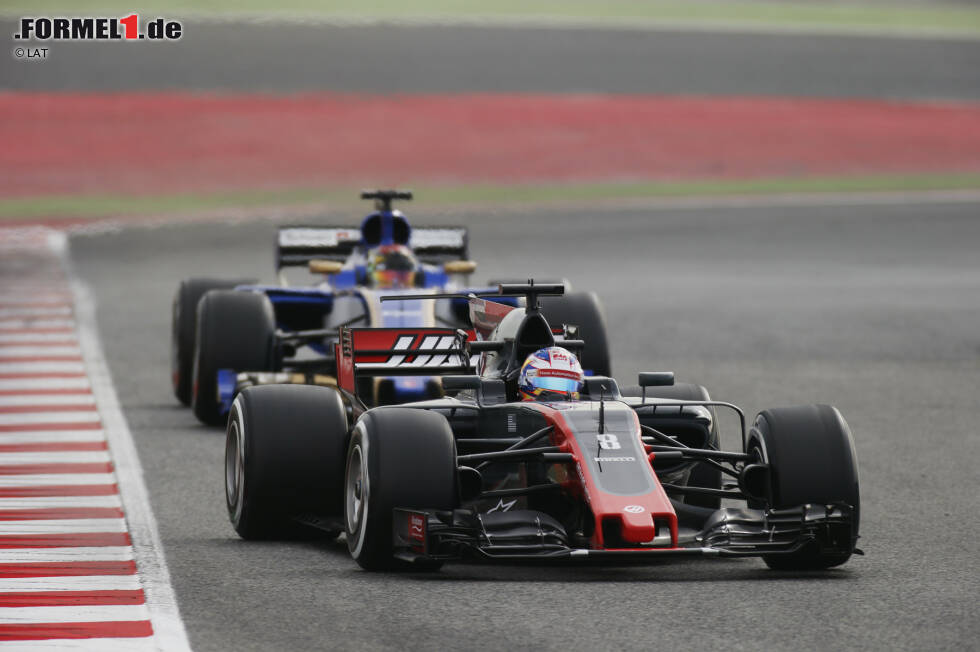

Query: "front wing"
(392, 503), (857, 564)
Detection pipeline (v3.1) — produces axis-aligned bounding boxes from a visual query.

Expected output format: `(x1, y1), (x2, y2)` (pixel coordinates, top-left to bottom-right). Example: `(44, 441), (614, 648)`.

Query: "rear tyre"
(171, 278), (251, 405)
(748, 404), (860, 570)
(225, 385), (348, 539)
(345, 408), (458, 571)
(539, 291), (611, 377)
(623, 383), (722, 509)
(192, 290), (277, 426)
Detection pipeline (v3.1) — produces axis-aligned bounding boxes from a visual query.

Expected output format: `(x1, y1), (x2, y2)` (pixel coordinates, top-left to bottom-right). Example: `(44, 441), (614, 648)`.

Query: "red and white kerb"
(0, 228), (187, 649)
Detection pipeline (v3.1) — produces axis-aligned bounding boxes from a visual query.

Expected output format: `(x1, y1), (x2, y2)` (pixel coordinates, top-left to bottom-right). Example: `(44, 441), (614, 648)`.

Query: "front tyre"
(748, 404), (860, 570)
(345, 408), (458, 570)
(226, 385), (348, 539)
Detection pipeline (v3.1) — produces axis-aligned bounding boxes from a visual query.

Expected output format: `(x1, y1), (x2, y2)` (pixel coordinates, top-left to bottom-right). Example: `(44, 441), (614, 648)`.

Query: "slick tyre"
(623, 382), (722, 509)
(226, 385), (348, 539)
(748, 404), (860, 570)
(345, 408), (458, 571)
(171, 278), (252, 405)
(539, 291), (611, 377)
(192, 290), (276, 426)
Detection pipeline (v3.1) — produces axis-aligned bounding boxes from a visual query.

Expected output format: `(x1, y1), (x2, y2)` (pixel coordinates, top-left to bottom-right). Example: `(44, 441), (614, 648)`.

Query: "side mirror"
(444, 260), (477, 275)
(638, 372), (674, 387)
(308, 259), (344, 275)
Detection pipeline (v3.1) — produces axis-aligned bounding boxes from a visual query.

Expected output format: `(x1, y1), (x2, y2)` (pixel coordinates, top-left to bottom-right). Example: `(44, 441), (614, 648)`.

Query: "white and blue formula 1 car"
(171, 190), (611, 425)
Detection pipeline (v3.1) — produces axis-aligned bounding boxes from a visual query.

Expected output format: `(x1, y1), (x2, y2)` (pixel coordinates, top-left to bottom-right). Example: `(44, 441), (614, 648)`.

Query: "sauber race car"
(170, 190), (610, 425)
(224, 282), (861, 572)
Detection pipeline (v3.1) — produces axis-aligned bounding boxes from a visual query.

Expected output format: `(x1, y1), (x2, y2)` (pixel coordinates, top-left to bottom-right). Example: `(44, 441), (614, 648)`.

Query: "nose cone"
(618, 510), (657, 544)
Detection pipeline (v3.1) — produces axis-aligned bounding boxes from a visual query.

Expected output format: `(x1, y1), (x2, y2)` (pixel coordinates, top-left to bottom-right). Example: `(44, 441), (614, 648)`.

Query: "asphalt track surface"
(2, 21), (979, 99)
(69, 199), (980, 651)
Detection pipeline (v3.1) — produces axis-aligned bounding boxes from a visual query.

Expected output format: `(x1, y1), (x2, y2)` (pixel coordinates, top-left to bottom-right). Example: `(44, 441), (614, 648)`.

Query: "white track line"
(0, 307), (72, 318)
(62, 232), (192, 651)
(0, 378), (91, 391)
(0, 411), (100, 426)
(0, 319), (76, 330)
(0, 395), (96, 407)
(0, 604), (149, 624)
(0, 451), (110, 464)
(0, 412), (100, 426)
(0, 496), (122, 509)
(0, 294), (72, 302)
(0, 432), (105, 445)
(0, 346), (82, 357)
(0, 333), (79, 343)
(0, 519), (128, 534)
(0, 575), (142, 593)
(0, 361), (86, 374)
(0, 638), (161, 651)
(0, 474), (116, 487)
(0, 546), (133, 562)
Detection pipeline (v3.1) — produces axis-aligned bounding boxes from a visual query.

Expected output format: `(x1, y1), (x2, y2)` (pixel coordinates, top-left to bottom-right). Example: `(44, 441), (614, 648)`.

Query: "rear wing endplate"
(410, 227), (469, 264)
(276, 226), (360, 268)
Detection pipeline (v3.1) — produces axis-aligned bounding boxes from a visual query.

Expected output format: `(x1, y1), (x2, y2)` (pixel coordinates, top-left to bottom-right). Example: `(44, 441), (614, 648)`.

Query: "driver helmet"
(366, 244), (418, 288)
(518, 346), (584, 401)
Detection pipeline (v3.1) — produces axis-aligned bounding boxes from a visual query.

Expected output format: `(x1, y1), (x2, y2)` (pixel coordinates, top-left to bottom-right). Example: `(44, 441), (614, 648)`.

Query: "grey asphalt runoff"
(2, 20), (979, 99)
(69, 199), (980, 651)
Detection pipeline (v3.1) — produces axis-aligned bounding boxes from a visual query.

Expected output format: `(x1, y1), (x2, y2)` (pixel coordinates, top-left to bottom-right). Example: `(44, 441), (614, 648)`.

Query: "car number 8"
(597, 434), (621, 450)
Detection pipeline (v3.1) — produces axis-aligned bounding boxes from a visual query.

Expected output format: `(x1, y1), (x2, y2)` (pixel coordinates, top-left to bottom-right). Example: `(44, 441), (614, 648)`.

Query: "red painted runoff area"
(3, 93), (979, 197)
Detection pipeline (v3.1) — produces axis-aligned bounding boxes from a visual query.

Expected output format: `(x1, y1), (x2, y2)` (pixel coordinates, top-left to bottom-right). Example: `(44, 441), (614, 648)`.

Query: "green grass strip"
(2, 173), (979, 223)
(4, 1), (980, 37)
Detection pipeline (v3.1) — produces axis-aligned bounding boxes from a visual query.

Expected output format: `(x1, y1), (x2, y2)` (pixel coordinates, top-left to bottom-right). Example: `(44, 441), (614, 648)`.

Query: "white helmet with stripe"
(518, 346), (584, 401)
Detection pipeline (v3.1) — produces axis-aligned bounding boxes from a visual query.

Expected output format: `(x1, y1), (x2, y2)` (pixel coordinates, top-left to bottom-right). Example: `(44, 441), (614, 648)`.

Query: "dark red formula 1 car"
(224, 282), (861, 571)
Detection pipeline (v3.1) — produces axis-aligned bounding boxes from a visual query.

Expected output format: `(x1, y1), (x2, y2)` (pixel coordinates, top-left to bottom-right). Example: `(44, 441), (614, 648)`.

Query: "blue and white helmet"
(518, 347), (584, 401)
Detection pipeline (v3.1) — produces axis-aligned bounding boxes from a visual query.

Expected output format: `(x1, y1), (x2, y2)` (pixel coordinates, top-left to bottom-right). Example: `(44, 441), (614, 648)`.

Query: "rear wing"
(276, 225), (469, 269)
(410, 227), (469, 264)
(335, 327), (475, 396)
(276, 226), (360, 268)
(335, 321), (573, 399)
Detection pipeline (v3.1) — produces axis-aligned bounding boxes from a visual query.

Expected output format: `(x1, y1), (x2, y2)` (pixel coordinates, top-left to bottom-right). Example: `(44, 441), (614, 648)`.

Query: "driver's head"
(366, 244), (418, 288)
(518, 346), (584, 401)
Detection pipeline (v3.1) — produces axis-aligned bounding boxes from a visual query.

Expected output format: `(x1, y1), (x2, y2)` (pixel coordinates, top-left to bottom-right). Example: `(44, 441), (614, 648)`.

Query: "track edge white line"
(56, 230), (193, 652)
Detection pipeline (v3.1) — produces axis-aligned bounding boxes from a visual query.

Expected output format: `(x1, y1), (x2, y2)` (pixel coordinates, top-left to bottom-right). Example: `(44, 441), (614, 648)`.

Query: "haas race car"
(224, 282), (861, 572)
(170, 190), (610, 425)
